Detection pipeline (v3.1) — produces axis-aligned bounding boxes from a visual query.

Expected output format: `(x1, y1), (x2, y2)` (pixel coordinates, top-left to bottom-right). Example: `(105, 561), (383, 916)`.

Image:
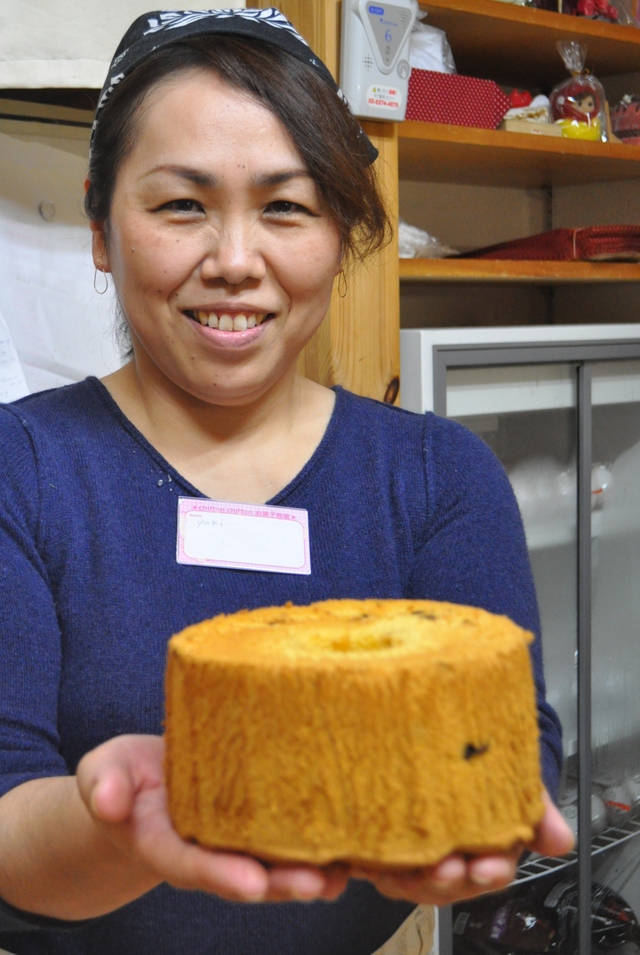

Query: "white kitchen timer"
(340, 0), (416, 121)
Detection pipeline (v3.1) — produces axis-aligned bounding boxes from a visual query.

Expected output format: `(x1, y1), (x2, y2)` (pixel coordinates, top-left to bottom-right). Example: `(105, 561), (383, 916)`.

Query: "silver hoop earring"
(93, 267), (109, 295)
(337, 270), (348, 299)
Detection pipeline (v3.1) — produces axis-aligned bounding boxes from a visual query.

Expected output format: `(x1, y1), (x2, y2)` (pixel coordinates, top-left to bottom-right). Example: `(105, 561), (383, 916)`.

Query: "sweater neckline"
(86, 376), (346, 505)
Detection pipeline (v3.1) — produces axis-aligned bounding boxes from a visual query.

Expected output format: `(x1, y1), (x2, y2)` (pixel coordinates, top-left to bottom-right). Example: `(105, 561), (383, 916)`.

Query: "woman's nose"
(199, 218), (266, 287)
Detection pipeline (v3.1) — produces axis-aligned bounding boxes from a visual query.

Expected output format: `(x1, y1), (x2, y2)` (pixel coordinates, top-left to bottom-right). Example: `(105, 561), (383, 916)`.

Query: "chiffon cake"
(165, 598), (544, 867)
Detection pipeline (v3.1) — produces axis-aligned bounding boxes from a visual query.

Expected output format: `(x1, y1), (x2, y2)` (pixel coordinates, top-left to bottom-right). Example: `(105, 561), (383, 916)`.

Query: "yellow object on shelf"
(556, 117), (603, 141)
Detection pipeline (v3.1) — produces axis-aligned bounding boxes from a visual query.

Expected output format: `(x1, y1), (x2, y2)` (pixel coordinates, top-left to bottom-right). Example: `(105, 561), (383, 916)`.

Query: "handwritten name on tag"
(176, 497), (311, 575)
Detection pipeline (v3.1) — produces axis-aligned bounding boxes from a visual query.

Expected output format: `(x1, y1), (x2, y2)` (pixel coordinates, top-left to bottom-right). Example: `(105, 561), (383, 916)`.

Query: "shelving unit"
(401, 2), (640, 315)
(417, 0), (640, 87)
(400, 259), (640, 283)
(399, 122), (640, 187)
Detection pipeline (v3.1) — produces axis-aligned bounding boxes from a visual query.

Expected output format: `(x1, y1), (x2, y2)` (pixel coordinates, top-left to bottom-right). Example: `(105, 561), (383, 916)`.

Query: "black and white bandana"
(92, 7), (378, 163)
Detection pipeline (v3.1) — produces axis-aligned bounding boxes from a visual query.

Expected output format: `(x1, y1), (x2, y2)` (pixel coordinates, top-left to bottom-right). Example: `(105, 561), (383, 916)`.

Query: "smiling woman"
(83, 30), (390, 500)
(0, 8), (571, 955)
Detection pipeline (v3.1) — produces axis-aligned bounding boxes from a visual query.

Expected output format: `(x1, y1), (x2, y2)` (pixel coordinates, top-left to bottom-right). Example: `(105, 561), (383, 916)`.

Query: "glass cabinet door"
(590, 359), (640, 936)
(438, 355), (640, 955)
(447, 362), (582, 954)
(447, 362), (579, 782)
(443, 363), (578, 955)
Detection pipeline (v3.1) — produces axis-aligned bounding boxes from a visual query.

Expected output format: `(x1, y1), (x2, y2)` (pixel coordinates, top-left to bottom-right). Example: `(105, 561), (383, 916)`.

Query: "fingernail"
(431, 876), (454, 889)
(433, 859), (465, 885)
(244, 890), (266, 903)
(292, 873), (325, 900)
(243, 881), (267, 903)
(470, 871), (493, 887)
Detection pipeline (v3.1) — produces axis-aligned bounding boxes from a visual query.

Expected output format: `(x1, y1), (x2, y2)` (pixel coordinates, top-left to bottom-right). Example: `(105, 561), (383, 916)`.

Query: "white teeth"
(192, 310), (267, 330)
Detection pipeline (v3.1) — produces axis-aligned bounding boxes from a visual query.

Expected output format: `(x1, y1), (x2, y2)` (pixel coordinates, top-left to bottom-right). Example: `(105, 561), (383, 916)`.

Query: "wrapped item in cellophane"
(549, 41), (608, 141)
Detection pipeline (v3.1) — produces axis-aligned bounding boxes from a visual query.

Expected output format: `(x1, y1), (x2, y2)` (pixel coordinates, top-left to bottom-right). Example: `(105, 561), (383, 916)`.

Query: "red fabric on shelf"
(457, 226), (640, 261)
(406, 70), (510, 128)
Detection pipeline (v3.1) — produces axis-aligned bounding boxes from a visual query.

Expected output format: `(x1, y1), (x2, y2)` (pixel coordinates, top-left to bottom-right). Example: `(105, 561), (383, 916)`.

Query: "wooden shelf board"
(399, 258), (640, 283)
(399, 121), (640, 186)
(418, 0), (640, 87)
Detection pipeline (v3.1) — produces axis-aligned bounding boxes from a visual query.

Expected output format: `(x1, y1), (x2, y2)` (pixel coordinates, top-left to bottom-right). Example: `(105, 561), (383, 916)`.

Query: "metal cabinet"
(402, 324), (640, 955)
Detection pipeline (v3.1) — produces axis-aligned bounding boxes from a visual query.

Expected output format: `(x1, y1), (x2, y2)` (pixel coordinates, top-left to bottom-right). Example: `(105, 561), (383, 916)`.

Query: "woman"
(0, 9), (572, 955)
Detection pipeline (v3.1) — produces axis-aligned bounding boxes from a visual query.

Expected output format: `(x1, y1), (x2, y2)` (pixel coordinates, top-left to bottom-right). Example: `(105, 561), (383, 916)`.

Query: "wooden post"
(256, 0), (400, 403)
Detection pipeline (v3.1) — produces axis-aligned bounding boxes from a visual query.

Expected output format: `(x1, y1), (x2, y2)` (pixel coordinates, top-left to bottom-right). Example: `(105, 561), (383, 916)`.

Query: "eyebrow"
(142, 165), (312, 189)
(143, 165), (216, 188)
(255, 170), (311, 188)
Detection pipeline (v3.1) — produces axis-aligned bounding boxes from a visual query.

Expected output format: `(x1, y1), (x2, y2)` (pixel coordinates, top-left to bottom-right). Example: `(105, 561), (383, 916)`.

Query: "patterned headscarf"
(92, 7), (378, 163)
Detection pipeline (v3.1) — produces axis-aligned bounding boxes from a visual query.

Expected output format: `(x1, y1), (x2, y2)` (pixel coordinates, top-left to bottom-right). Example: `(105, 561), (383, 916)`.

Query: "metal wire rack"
(513, 815), (640, 885)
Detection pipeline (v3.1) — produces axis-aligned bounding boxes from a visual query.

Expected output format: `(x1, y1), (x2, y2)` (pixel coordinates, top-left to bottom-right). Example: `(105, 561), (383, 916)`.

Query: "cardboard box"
(406, 69), (511, 129)
(500, 118), (562, 137)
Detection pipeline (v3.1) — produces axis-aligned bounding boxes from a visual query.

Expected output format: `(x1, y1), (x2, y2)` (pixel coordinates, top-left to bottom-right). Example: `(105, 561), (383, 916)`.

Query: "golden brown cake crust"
(165, 598), (544, 867)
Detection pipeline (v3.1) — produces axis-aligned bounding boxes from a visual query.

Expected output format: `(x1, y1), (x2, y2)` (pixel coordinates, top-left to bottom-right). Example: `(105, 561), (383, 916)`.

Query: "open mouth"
(183, 310), (275, 331)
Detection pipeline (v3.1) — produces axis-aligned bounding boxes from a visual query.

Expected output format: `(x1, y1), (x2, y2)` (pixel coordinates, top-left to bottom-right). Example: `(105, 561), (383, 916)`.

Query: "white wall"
(0, 127), (121, 392)
(0, 1), (246, 88)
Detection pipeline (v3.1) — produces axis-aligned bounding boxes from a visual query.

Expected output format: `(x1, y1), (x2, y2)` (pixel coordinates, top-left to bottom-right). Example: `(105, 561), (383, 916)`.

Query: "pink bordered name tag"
(176, 497), (311, 575)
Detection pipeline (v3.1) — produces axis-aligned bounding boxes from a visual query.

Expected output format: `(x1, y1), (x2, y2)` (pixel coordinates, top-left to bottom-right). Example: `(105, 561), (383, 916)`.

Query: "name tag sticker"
(176, 497), (311, 575)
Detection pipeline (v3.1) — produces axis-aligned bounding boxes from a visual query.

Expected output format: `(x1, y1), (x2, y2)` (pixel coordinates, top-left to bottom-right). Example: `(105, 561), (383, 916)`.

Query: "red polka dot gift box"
(406, 69), (511, 129)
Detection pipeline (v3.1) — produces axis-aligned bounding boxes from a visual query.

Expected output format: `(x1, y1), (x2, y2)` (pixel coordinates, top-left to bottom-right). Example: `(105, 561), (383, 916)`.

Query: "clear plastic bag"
(408, 1), (457, 73)
(549, 41), (608, 142)
(611, 93), (640, 144)
(398, 220), (458, 259)
(563, 0), (619, 19)
(562, 0), (638, 21)
(610, 0), (640, 24)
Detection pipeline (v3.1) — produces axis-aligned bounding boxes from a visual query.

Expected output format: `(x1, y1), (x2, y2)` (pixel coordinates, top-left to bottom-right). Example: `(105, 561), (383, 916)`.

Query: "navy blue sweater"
(0, 379), (562, 955)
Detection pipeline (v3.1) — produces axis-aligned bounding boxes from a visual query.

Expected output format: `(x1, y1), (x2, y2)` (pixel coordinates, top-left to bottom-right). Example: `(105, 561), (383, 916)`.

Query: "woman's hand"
(353, 788), (575, 905)
(77, 741), (573, 910)
(76, 734), (349, 904)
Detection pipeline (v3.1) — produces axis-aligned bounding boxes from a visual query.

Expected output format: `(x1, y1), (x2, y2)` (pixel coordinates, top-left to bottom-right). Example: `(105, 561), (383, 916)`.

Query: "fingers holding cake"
(352, 849), (519, 906)
(527, 787), (575, 858)
(76, 734), (348, 904)
(352, 788), (574, 906)
(262, 863), (351, 903)
(76, 732), (573, 909)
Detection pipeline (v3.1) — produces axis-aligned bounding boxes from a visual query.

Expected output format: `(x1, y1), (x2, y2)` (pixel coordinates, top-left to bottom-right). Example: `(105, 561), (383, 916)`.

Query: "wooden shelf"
(400, 258), (640, 283)
(399, 121), (640, 186)
(418, 0), (640, 87)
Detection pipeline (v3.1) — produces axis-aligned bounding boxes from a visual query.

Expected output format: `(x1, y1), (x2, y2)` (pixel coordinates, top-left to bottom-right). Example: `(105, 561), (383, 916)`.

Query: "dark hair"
(85, 35), (390, 263)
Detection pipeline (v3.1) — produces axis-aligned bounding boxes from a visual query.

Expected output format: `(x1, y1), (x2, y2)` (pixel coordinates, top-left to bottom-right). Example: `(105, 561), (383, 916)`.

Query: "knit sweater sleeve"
(0, 407), (79, 931)
(407, 413), (563, 801)
(0, 406), (68, 798)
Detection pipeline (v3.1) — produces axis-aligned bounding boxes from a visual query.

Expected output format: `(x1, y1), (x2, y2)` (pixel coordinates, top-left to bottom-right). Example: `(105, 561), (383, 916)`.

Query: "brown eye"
(266, 200), (306, 215)
(160, 199), (204, 214)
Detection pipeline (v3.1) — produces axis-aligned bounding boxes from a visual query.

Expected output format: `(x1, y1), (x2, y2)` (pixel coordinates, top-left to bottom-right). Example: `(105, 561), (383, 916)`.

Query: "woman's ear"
(89, 218), (111, 273)
(84, 179), (111, 273)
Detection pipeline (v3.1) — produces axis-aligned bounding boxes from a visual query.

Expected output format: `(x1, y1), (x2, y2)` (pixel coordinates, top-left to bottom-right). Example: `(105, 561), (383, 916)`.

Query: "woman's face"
(92, 69), (342, 406)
